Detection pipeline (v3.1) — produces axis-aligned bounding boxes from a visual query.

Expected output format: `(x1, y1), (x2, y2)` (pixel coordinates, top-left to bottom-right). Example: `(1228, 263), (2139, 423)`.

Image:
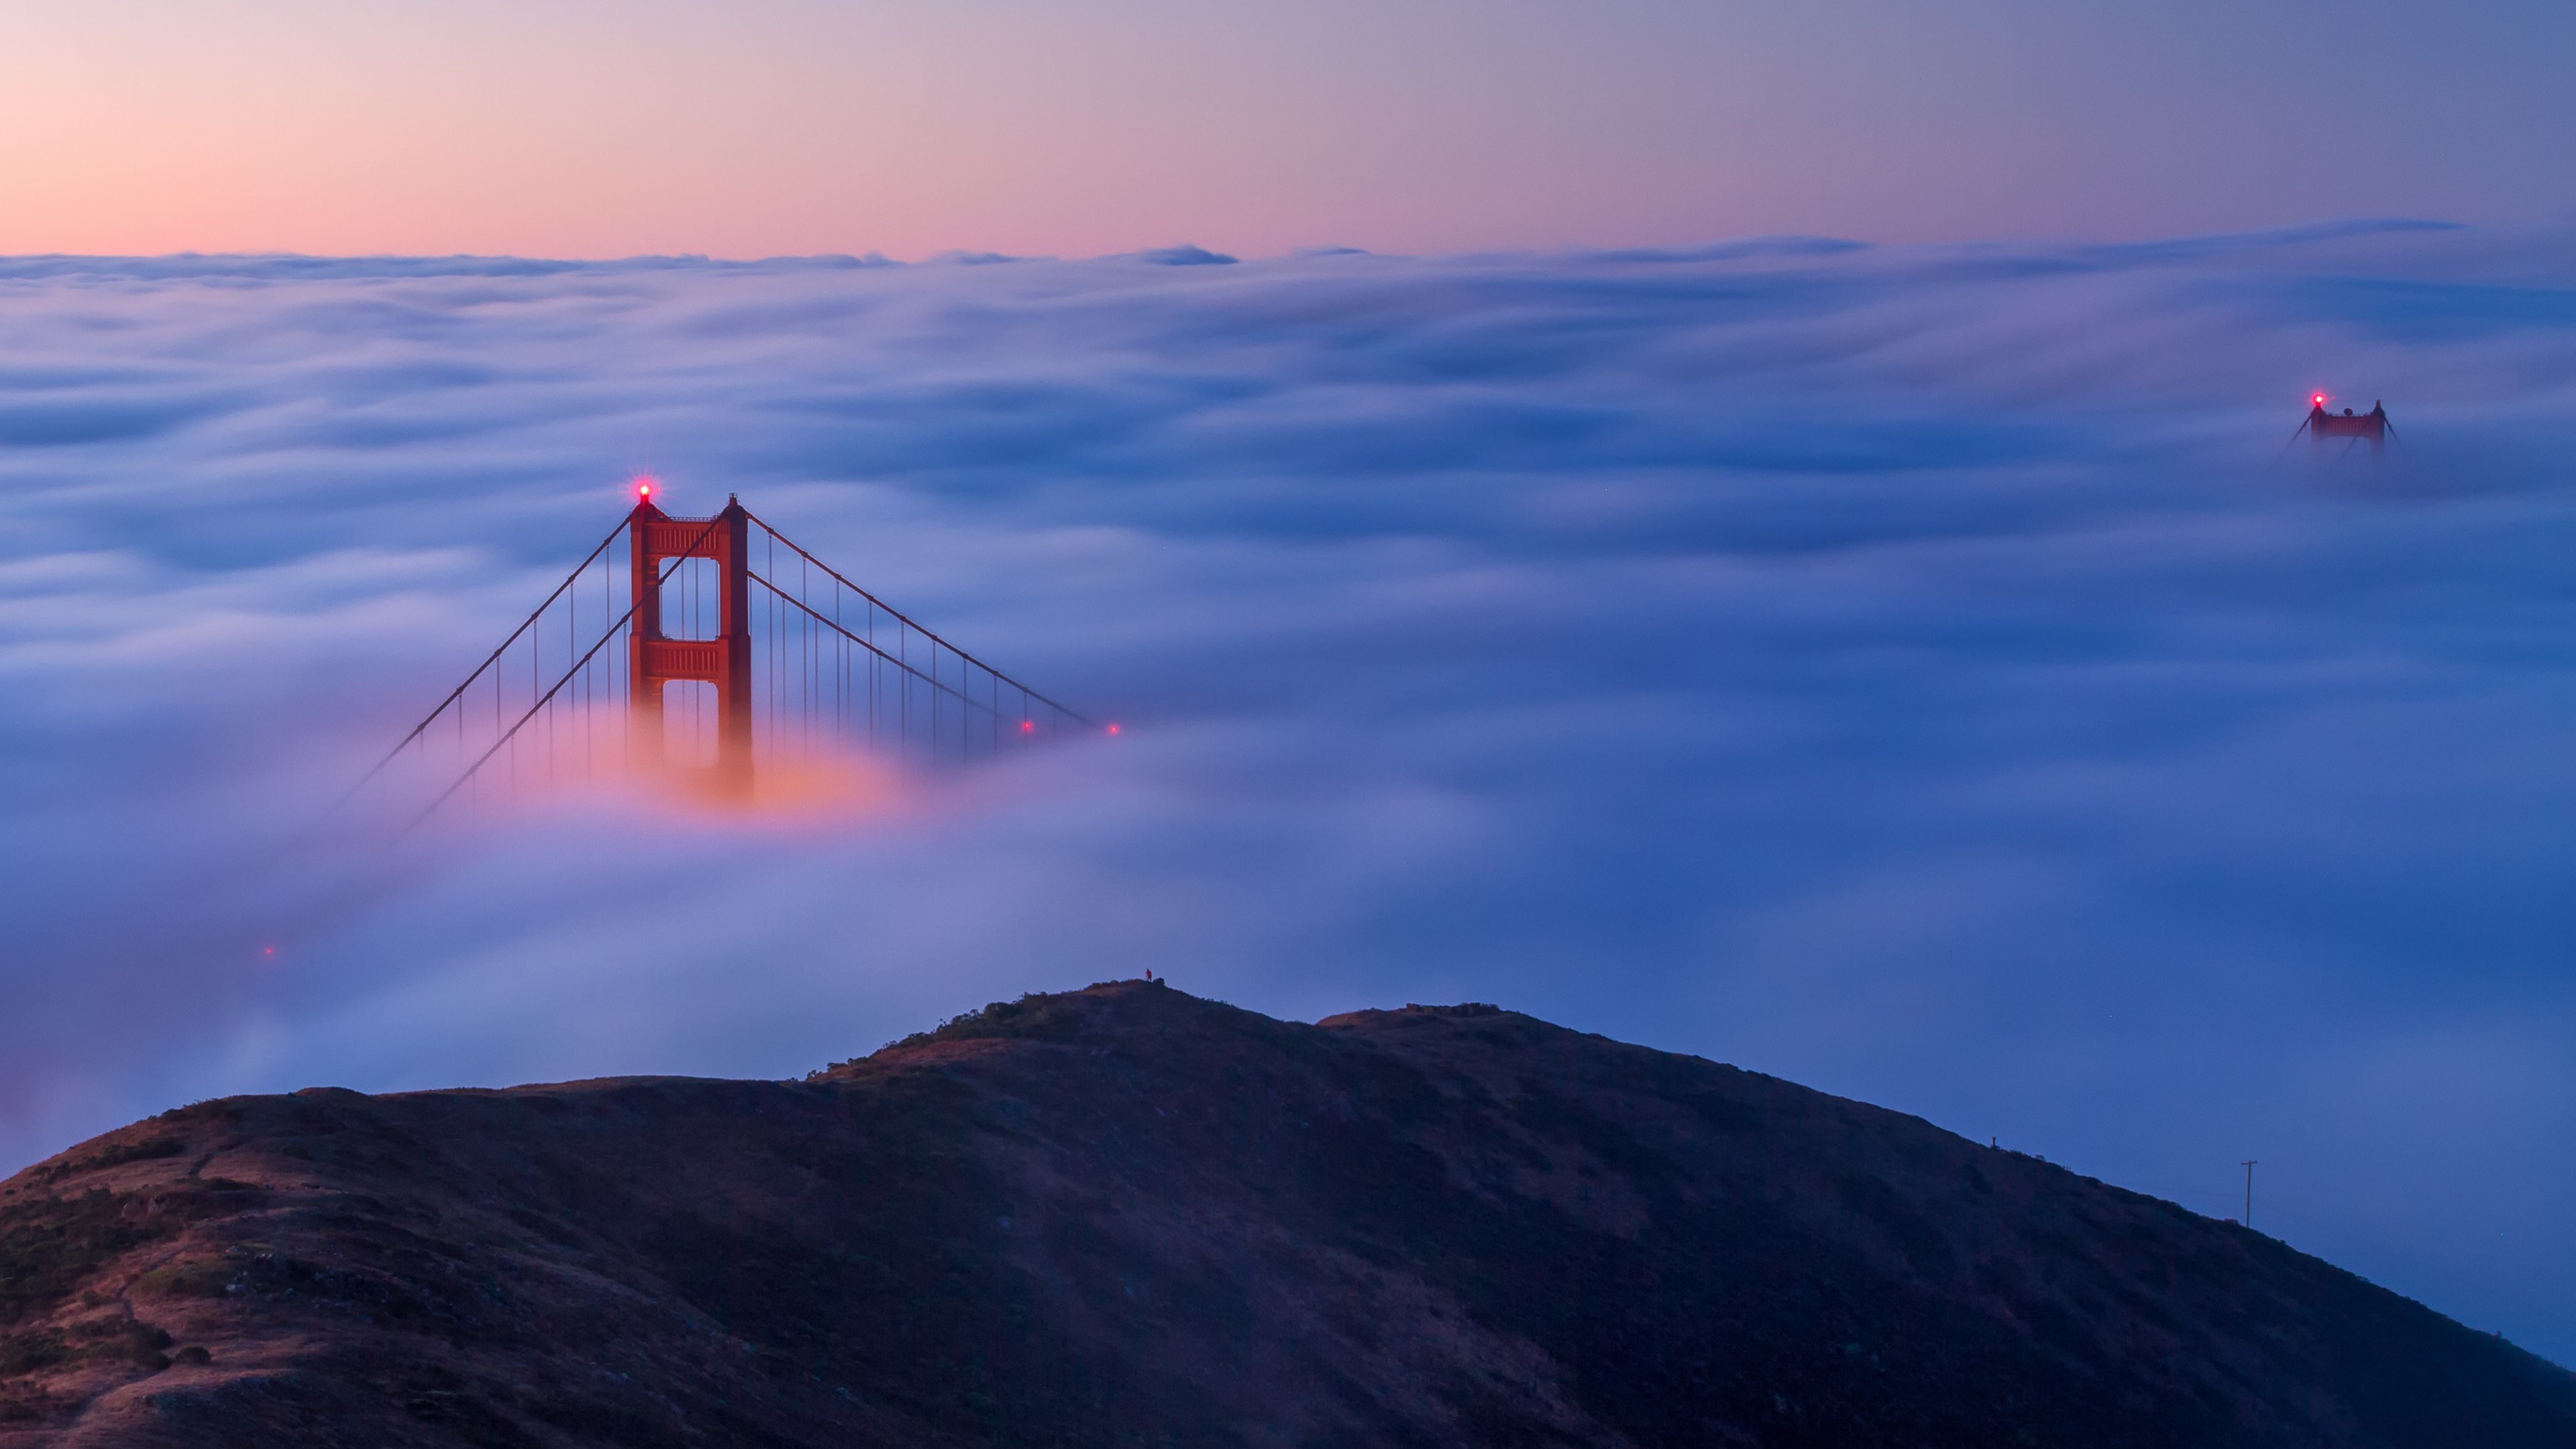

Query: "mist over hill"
(2, 983), (2568, 1446)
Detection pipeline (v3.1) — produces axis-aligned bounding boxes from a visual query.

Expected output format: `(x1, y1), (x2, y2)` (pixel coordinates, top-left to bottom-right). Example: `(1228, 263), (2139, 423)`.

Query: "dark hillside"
(1, 982), (2568, 1447)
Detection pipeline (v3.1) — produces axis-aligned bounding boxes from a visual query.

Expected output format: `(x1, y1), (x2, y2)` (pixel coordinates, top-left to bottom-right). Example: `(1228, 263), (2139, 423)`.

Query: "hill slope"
(1, 982), (2569, 1447)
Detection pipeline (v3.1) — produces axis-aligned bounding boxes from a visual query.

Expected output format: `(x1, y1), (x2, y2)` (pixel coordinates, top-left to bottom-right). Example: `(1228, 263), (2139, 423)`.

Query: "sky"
(3, 0), (2574, 259)
(3, 228), (2573, 1366)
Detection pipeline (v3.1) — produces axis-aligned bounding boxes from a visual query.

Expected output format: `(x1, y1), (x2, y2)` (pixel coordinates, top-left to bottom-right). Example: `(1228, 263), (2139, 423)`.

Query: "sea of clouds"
(2, 222), (2571, 1360)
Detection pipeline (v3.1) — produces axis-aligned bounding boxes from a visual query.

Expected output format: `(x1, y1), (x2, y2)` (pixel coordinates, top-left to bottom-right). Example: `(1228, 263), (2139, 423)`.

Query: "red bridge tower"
(629, 493), (753, 796)
(2298, 396), (2394, 450)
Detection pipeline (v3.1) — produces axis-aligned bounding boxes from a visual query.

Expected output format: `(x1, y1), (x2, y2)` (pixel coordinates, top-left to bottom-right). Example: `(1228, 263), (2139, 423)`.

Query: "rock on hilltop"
(1, 982), (2569, 1447)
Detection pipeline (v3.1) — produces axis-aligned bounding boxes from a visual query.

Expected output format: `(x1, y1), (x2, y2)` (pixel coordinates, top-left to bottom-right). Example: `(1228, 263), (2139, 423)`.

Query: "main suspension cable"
(748, 569), (1006, 720)
(337, 515), (630, 809)
(740, 508), (1091, 724)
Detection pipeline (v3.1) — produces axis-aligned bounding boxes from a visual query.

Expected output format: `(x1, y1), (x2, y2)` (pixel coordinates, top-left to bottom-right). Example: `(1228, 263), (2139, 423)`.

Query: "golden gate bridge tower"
(629, 490), (755, 794)
(2292, 394), (2398, 455)
(348, 479), (1093, 824)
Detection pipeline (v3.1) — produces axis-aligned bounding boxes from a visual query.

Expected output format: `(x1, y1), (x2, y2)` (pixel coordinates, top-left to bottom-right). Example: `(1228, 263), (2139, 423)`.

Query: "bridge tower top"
(2301, 397), (2393, 449)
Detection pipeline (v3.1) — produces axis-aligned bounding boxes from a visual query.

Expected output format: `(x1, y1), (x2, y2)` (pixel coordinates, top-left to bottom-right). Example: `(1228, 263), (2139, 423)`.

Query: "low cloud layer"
(3, 223), (2572, 1360)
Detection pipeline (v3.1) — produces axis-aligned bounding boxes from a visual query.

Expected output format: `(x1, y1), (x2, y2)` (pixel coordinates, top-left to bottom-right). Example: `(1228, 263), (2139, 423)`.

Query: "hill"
(1, 981), (2569, 1446)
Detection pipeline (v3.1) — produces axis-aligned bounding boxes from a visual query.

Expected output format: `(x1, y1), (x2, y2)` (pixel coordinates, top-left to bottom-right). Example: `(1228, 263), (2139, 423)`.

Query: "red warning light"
(1106, 722), (1122, 736)
(2310, 393), (2327, 407)
(1020, 720), (1035, 734)
(631, 472), (659, 502)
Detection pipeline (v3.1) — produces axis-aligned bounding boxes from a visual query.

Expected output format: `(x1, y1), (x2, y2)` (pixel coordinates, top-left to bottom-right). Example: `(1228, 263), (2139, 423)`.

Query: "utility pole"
(2241, 1160), (2257, 1228)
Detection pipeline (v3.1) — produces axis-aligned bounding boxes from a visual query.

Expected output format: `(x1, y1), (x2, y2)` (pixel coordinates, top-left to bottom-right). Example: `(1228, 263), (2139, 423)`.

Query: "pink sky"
(7, 0), (2573, 258)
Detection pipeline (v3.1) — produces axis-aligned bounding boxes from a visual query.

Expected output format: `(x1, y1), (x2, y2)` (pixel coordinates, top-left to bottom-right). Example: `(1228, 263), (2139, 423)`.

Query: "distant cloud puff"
(1, 225), (2573, 1366)
(1128, 244), (1237, 266)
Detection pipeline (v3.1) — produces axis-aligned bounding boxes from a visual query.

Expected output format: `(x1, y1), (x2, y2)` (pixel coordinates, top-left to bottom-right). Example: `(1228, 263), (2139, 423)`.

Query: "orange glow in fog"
(628, 744), (911, 822)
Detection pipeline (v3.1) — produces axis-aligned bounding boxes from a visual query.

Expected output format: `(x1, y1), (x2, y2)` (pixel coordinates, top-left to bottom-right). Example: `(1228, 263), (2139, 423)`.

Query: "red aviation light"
(2311, 392), (2328, 408)
(1106, 722), (1122, 736)
(632, 473), (659, 502)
